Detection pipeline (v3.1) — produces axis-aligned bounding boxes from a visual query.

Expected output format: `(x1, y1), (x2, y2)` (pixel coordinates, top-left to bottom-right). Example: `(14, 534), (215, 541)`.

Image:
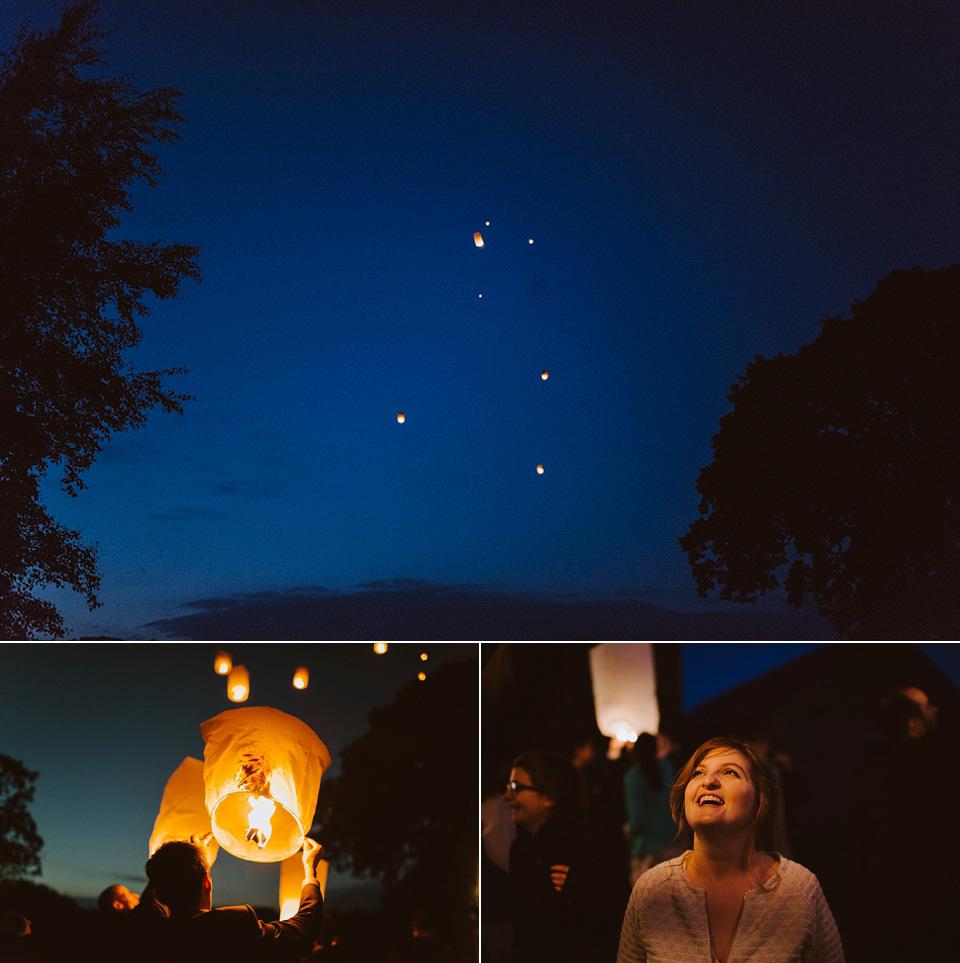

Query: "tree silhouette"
(316, 659), (478, 928)
(680, 264), (960, 639)
(0, 0), (200, 638)
(0, 754), (43, 881)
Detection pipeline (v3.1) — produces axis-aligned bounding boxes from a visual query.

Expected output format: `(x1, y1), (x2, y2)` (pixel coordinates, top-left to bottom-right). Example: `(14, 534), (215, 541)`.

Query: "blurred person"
(98, 884), (140, 913)
(504, 750), (626, 963)
(618, 737), (844, 963)
(853, 685), (959, 962)
(623, 733), (682, 884)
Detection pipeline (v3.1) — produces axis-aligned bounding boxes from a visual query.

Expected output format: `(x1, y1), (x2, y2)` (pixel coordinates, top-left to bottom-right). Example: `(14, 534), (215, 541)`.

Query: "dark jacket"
(508, 810), (626, 963)
(125, 882), (323, 963)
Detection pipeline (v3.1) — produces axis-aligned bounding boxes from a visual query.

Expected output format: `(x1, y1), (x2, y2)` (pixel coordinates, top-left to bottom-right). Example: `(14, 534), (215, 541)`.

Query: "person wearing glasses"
(503, 750), (626, 963)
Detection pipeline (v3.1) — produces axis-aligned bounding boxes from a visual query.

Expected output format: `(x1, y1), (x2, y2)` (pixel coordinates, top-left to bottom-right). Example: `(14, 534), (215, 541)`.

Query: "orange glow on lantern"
(474, 232), (484, 247)
(420, 652), (428, 661)
(374, 643), (387, 654)
(214, 650), (232, 675)
(541, 370), (548, 380)
(292, 667), (309, 690)
(148, 757), (217, 864)
(227, 665), (250, 702)
(397, 412), (405, 424)
(536, 464), (544, 474)
(279, 852), (329, 919)
(201, 707), (331, 863)
(418, 671), (426, 681)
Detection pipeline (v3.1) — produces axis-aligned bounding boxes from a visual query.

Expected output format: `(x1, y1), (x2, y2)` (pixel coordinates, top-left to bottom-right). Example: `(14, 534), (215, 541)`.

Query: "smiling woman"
(618, 737), (846, 963)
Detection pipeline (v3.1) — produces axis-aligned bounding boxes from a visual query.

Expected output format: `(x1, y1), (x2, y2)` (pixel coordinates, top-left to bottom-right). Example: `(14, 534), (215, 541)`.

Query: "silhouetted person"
(130, 832), (324, 962)
(504, 750), (626, 963)
(98, 884), (140, 913)
(623, 732), (681, 884)
(853, 686), (959, 963)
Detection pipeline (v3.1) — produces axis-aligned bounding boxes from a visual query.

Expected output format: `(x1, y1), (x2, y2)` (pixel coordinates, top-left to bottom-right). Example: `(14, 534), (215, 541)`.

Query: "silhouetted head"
(504, 749), (585, 833)
(877, 687), (938, 739)
(97, 884), (140, 913)
(145, 840), (210, 915)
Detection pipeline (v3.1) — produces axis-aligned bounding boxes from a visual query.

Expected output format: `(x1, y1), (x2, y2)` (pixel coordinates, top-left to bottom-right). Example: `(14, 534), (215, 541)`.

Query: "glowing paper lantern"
(200, 706), (331, 862)
(227, 665), (250, 703)
(485, 220), (490, 226)
(148, 757), (218, 864)
(589, 644), (659, 743)
(292, 667), (309, 690)
(214, 650), (232, 675)
(374, 643), (387, 654)
(474, 232), (484, 247)
(420, 652), (428, 661)
(528, 238), (534, 244)
(279, 852), (329, 920)
(397, 412), (405, 424)
(418, 671), (426, 682)
(541, 370), (548, 380)
(536, 464), (544, 474)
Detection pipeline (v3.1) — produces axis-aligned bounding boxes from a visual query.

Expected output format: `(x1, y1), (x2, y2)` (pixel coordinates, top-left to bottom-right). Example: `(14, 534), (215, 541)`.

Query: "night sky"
(3, 0), (959, 640)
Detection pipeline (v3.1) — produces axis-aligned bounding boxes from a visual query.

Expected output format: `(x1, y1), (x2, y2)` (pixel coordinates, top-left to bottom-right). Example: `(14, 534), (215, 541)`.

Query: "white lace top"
(617, 853), (845, 963)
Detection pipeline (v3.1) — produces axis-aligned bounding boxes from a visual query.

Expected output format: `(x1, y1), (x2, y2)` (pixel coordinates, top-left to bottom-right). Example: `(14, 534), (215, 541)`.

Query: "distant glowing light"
(418, 672), (426, 681)
(214, 650), (232, 675)
(615, 724), (639, 744)
(474, 233), (484, 247)
(374, 643), (387, 654)
(478, 293), (483, 298)
(541, 370), (548, 380)
(536, 464), (544, 474)
(420, 652), (428, 661)
(227, 665), (249, 702)
(528, 238), (534, 244)
(485, 220), (490, 226)
(397, 412), (405, 423)
(292, 667), (309, 690)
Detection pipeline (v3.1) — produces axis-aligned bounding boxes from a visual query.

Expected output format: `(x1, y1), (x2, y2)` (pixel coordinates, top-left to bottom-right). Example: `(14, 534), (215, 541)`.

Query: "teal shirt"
(623, 759), (676, 858)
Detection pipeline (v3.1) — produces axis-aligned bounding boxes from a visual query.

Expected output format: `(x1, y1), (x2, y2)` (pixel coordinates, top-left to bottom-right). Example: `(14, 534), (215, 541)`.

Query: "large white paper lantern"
(200, 707), (331, 863)
(589, 644), (660, 742)
(148, 757), (219, 864)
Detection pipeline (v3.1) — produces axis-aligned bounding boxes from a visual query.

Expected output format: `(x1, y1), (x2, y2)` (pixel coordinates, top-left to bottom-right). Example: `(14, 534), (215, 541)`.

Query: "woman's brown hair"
(669, 737), (782, 859)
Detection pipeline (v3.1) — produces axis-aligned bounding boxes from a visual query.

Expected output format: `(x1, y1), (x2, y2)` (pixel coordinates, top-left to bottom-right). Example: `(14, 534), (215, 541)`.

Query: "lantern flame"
(246, 795), (276, 849)
(374, 643), (387, 654)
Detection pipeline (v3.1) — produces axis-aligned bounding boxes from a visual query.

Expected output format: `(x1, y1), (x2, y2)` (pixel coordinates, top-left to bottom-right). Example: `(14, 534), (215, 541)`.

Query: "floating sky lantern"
(485, 220), (490, 226)
(292, 667), (309, 690)
(589, 644), (659, 744)
(541, 370), (548, 380)
(227, 665), (250, 703)
(374, 643), (387, 654)
(200, 706), (331, 863)
(279, 851), (329, 920)
(397, 412), (405, 424)
(536, 464), (544, 474)
(418, 672), (426, 682)
(474, 232), (484, 248)
(420, 652), (428, 661)
(528, 238), (534, 244)
(148, 757), (218, 863)
(214, 650), (232, 675)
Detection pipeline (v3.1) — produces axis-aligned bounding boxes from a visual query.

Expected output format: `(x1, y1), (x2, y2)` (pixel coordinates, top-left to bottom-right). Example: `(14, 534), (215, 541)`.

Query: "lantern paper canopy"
(227, 664), (250, 702)
(214, 650), (232, 675)
(201, 706), (331, 863)
(279, 851), (329, 920)
(148, 757), (218, 864)
(589, 643), (659, 743)
(397, 412), (405, 424)
(292, 667), (309, 690)
(474, 232), (484, 247)
(541, 370), (548, 380)
(536, 464), (544, 474)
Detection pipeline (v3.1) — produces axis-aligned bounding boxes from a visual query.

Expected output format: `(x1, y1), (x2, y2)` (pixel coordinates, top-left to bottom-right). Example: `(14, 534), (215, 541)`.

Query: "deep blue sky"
(3, 0), (959, 639)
